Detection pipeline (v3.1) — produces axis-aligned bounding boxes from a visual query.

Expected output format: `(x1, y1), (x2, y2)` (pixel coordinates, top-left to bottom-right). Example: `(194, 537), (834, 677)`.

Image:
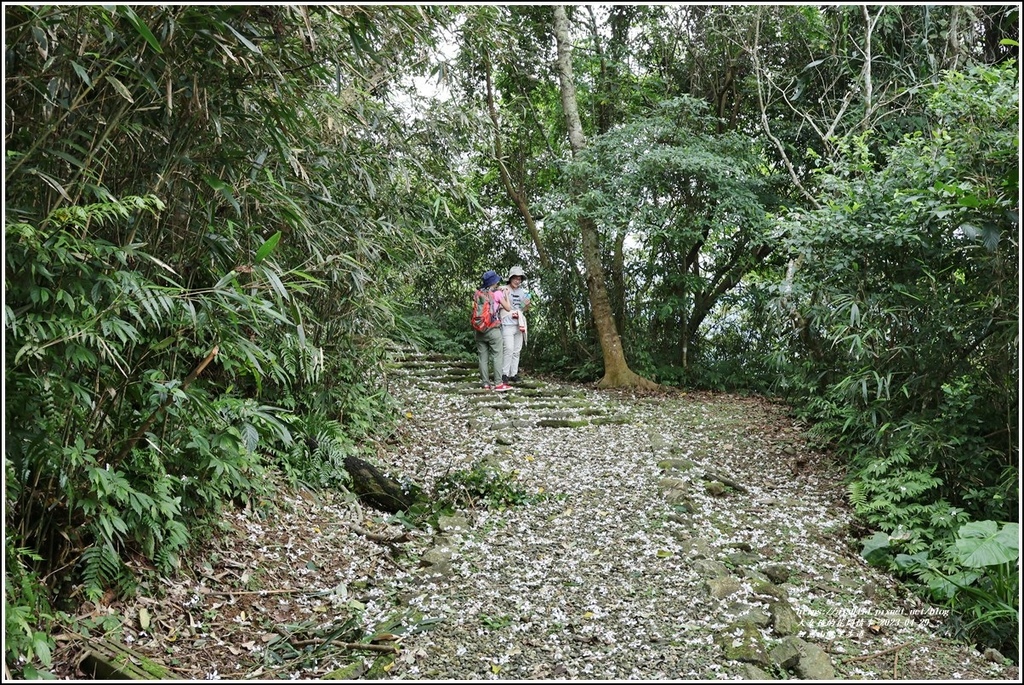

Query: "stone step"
(432, 373), (480, 384)
(388, 349), (628, 429)
(386, 351), (455, 363)
(392, 362), (474, 374)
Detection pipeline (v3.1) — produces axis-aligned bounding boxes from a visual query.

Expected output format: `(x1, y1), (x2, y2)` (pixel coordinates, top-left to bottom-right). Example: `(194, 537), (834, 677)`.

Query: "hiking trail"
(50, 350), (1017, 681)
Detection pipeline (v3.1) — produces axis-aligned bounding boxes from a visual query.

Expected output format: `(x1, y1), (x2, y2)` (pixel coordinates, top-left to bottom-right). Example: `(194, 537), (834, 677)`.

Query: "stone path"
(350, 350), (1016, 681)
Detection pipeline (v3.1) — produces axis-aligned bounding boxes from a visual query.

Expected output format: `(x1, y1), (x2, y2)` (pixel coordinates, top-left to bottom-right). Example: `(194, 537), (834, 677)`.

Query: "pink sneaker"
(493, 383), (513, 392)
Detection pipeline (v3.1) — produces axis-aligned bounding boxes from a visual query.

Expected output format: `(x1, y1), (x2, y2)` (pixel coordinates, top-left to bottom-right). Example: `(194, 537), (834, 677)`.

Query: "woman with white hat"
(499, 265), (532, 384)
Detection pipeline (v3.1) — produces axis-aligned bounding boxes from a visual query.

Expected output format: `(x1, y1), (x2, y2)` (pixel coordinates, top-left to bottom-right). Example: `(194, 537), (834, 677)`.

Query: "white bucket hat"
(507, 265), (527, 282)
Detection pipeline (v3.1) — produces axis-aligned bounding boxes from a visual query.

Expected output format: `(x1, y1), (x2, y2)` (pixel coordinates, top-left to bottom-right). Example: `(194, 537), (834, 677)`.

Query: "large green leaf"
(955, 521), (1020, 568)
(860, 531), (890, 565)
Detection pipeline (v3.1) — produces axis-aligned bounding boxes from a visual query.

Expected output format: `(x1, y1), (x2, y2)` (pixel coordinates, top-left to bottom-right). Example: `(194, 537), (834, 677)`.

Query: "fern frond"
(78, 543), (125, 602)
(848, 481), (867, 509)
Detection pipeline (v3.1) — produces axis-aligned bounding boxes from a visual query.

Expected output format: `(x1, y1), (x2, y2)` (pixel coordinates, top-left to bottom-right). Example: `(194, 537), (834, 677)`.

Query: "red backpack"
(470, 289), (499, 332)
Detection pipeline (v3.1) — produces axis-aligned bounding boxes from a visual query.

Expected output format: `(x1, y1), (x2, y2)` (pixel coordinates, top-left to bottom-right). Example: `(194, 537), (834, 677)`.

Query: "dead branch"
(702, 470), (749, 494)
(841, 640), (918, 662)
(350, 523), (411, 544)
(203, 587), (333, 597)
(289, 639), (398, 653)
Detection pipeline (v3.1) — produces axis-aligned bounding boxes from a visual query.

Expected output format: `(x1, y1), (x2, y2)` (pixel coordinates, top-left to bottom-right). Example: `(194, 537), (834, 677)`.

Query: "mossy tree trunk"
(552, 5), (658, 390)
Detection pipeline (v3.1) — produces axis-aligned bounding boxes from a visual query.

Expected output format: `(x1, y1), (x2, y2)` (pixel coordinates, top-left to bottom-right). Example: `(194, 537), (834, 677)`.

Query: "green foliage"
(4, 194), (318, 596)
(774, 62), (1019, 534)
(537, 96), (785, 385)
(275, 414), (356, 491)
(435, 461), (536, 511)
(955, 521), (1019, 569)
(479, 612), (514, 630)
(78, 544), (134, 603)
(4, 8), (464, 666)
(3, 538), (56, 678)
(400, 312), (475, 358)
(946, 521), (1019, 658)
(385, 460), (541, 535)
(4, 4), (1019, 674)
(865, 521), (1019, 658)
(533, 350), (604, 383)
(781, 60), (1021, 659)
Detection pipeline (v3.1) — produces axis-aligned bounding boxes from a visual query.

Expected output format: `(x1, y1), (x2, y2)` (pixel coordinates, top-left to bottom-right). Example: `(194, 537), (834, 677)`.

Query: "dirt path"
(48, 352), (1017, 680)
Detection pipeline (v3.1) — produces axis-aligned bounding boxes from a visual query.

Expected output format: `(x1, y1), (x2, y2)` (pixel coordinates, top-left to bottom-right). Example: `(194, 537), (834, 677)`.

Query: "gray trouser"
(476, 326), (504, 385)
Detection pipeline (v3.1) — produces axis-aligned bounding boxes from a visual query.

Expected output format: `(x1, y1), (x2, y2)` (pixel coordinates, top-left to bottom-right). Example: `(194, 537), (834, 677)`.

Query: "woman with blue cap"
(474, 270), (513, 391)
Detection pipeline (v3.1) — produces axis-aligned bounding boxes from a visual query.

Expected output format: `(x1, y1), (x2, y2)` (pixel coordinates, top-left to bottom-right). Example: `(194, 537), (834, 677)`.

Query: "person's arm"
(492, 288), (511, 312)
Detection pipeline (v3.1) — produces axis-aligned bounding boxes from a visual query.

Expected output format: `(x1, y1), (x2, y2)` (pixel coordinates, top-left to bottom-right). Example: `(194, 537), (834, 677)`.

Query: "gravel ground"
(45, 352), (1018, 681)
(363, 354), (1017, 680)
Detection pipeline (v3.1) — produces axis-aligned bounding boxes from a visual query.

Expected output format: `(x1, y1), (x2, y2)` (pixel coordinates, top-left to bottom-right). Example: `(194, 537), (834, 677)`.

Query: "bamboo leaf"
(117, 6), (163, 54)
(202, 175), (241, 216)
(27, 168), (72, 202)
(226, 22), (262, 54)
(104, 74), (134, 103)
(262, 266), (289, 303)
(70, 61), (93, 88)
(254, 231), (282, 264)
(151, 336), (176, 351)
(30, 26), (48, 59)
(982, 223), (1001, 252)
(289, 297), (306, 346)
(46, 148), (86, 170)
(138, 252), (180, 276)
(214, 270), (240, 290)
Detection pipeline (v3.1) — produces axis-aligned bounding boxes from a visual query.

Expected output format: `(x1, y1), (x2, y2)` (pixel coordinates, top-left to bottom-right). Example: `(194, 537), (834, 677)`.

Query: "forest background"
(3, 3), (1019, 678)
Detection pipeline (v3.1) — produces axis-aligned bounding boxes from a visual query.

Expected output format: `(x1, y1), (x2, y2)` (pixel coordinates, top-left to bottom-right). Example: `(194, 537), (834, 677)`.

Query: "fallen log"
(78, 637), (180, 680)
(344, 455), (419, 514)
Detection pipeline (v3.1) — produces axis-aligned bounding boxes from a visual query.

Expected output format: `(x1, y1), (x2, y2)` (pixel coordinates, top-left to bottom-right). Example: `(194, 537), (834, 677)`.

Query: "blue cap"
(482, 270), (500, 287)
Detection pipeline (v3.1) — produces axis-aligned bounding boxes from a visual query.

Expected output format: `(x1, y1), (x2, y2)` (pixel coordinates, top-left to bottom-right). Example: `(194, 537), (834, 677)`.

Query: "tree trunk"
(611, 228), (627, 333)
(552, 5), (658, 390)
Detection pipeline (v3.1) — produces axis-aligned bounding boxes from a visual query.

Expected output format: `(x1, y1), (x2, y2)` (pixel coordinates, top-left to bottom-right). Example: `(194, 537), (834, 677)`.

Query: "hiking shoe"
(493, 383), (513, 392)
(502, 374), (510, 383)
(511, 375), (521, 383)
